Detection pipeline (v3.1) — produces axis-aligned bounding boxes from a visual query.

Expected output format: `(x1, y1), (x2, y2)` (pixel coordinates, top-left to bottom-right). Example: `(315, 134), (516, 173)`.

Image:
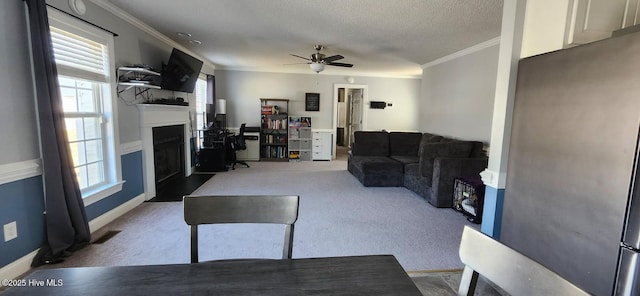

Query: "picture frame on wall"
(305, 93), (320, 111)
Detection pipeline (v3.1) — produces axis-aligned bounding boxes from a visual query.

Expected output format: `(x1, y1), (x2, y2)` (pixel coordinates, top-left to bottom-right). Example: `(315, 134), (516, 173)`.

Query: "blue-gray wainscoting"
(481, 186), (505, 239)
(0, 151), (144, 269)
(0, 176), (45, 267)
(85, 152), (144, 220)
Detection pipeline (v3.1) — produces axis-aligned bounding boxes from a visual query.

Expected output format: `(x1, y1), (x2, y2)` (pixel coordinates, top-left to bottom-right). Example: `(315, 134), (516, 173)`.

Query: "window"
(59, 77), (106, 190)
(48, 8), (122, 205)
(194, 77), (207, 148)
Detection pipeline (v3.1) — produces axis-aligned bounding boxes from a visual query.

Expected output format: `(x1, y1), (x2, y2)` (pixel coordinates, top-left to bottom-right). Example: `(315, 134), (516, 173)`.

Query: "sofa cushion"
(419, 141), (474, 183)
(352, 131), (389, 156)
(422, 133), (445, 144)
(351, 156), (403, 173)
(389, 155), (419, 166)
(389, 132), (422, 156)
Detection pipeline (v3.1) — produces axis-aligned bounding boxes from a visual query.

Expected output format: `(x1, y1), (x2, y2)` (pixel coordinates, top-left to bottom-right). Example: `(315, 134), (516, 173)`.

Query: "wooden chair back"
(183, 195), (299, 263)
(458, 226), (590, 296)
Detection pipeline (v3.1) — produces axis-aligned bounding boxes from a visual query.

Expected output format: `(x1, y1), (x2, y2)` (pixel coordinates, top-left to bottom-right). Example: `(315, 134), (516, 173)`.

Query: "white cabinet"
(312, 131), (332, 161)
(565, 0), (628, 46)
(288, 117), (312, 161)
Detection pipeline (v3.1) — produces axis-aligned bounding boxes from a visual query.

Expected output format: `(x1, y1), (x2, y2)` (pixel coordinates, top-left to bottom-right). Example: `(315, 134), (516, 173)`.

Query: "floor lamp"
(216, 99), (227, 130)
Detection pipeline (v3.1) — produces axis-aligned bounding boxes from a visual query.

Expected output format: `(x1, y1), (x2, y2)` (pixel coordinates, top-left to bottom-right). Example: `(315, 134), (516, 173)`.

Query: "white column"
(480, 0), (528, 238)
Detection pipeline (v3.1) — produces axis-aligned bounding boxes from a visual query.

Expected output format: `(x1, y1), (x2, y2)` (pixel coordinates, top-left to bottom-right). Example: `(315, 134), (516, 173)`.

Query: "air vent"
(92, 230), (121, 244)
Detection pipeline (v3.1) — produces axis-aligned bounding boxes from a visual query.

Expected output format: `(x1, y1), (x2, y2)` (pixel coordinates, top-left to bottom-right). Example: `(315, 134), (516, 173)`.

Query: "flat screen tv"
(161, 48), (203, 93)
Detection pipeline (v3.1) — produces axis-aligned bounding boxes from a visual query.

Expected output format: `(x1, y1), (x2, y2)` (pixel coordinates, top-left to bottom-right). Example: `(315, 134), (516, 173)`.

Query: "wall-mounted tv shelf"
(116, 67), (161, 98)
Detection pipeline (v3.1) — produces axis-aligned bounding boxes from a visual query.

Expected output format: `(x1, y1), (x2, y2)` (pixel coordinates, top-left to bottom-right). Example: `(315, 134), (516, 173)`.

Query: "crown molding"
(422, 37), (501, 69)
(216, 67), (422, 79)
(88, 0), (215, 71)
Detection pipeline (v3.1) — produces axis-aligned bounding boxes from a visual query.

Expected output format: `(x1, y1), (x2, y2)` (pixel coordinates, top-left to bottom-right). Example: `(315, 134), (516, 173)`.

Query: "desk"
(197, 130), (233, 172)
(2, 255), (421, 295)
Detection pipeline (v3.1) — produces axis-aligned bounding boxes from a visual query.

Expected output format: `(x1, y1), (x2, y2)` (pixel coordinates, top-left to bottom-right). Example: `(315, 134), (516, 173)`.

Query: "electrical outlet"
(4, 221), (17, 242)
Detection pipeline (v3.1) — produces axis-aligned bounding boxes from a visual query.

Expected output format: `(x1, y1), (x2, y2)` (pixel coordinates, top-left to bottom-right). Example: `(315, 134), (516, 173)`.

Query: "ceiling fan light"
(310, 63), (325, 73)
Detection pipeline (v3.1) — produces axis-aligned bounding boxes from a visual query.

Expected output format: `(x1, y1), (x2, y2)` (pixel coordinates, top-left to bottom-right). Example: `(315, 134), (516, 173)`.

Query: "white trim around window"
(48, 7), (123, 205)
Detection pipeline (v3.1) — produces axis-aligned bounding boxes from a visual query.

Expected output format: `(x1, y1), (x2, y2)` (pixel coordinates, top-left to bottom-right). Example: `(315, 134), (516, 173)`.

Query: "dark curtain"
(25, 0), (91, 266)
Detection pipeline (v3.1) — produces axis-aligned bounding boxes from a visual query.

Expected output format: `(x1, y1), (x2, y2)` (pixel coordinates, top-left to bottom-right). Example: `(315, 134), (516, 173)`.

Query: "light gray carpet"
(36, 154), (476, 272)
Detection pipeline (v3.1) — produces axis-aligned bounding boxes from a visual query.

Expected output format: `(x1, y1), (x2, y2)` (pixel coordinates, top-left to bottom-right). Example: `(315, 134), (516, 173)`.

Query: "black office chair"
(230, 123), (250, 170)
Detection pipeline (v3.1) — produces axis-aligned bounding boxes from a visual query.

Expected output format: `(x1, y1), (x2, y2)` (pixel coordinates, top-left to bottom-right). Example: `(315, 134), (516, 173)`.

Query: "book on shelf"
(288, 116), (301, 128)
(261, 105), (273, 115)
(263, 134), (287, 144)
(263, 146), (287, 159)
(288, 116), (311, 128)
(301, 116), (311, 127)
(262, 118), (287, 130)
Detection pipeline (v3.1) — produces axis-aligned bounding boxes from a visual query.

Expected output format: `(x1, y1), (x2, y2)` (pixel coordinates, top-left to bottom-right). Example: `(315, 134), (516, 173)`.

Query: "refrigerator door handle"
(615, 247), (640, 296)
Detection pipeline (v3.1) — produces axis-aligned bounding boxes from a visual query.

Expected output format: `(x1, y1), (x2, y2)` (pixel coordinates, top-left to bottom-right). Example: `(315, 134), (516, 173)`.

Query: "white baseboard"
(0, 193), (146, 281)
(0, 250), (39, 282)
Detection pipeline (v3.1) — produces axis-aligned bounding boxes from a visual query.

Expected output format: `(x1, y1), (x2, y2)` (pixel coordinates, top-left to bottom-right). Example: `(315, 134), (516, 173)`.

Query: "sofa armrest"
(419, 141), (474, 185)
(430, 157), (488, 208)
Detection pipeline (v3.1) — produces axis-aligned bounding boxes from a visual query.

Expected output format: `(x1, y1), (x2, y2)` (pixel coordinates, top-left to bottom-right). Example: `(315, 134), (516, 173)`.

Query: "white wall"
(419, 44), (500, 143)
(214, 70), (421, 132)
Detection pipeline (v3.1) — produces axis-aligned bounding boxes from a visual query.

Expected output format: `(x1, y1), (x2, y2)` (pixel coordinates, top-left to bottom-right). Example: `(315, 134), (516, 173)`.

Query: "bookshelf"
(288, 116), (312, 161)
(260, 98), (289, 161)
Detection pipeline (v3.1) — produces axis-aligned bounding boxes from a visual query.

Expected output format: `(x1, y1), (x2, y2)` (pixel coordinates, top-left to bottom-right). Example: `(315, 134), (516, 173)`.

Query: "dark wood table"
(2, 255), (422, 295)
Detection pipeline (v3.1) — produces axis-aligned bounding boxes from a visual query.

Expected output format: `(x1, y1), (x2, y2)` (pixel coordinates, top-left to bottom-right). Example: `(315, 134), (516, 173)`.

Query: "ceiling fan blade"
(322, 55), (344, 63)
(290, 54), (311, 61)
(327, 62), (353, 68)
(283, 62), (311, 66)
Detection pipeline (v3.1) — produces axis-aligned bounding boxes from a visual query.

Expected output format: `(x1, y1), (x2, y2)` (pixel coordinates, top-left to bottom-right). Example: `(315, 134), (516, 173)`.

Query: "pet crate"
(453, 176), (485, 224)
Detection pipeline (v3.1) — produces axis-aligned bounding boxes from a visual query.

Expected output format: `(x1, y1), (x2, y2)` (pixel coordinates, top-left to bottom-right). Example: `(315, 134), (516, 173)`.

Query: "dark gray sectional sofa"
(347, 131), (488, 208)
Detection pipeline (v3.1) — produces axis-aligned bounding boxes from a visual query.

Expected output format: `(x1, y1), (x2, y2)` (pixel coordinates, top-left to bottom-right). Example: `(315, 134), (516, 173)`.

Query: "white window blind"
(50, 27), (109, 83)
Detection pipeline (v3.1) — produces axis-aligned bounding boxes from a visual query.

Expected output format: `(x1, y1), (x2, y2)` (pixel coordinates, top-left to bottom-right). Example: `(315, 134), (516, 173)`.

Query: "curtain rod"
(46, 4), (118, 37)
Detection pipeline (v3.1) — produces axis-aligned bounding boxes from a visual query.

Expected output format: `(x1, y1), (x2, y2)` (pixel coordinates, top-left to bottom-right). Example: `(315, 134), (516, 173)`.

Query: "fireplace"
(153, 125), (185, 192)
(138, 104), (192, 200)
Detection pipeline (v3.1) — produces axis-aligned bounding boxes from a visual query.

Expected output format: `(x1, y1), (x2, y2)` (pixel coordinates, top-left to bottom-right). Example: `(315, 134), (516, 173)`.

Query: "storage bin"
(453, 176), (485, 224)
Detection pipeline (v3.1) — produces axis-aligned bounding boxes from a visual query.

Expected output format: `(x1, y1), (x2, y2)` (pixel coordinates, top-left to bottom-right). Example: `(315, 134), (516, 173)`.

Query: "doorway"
(332, 84), (368, 158)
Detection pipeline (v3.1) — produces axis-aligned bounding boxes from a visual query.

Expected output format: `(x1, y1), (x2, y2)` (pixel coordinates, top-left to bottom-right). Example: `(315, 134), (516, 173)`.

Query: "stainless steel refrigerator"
(616, 133), (640, 295)
(500, 27), (640, 295)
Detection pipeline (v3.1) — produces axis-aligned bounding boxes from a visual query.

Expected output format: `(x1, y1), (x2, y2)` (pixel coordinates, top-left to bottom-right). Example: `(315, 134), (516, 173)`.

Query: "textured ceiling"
(103, 0), (503, 77)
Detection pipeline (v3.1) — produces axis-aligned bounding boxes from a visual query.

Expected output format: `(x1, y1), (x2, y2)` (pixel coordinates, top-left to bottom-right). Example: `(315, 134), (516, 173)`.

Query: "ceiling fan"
(291, 45), (353, 73)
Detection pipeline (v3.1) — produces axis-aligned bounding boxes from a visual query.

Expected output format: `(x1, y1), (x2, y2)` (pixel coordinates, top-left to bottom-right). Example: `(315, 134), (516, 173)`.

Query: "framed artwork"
(305, 93), (320, 111)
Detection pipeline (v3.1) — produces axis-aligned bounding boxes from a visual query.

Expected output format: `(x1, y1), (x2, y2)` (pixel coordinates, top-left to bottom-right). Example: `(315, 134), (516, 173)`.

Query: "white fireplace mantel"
(137, 104), (192, 200)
